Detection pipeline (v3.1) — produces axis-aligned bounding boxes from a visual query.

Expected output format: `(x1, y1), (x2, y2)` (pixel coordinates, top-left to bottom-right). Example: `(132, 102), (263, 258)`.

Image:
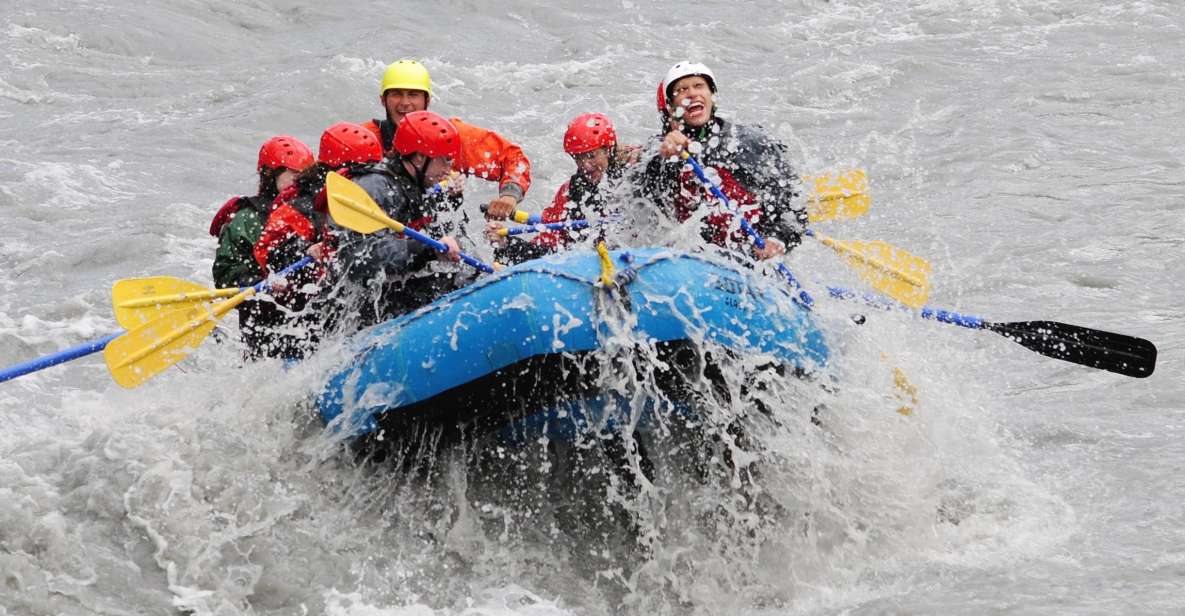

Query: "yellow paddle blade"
(325, 171), (403, 234)
(804, 169), (870, 223)
(892, 366), (918, 416)
(104, 290), (250, 388)
(881, 352), (920, 417)
(112, 276), (239, 328)
(814, 232), (932, 308)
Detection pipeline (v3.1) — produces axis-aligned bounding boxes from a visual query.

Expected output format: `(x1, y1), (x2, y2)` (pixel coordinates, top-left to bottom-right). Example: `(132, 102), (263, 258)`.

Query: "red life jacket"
(255, 184), (330, 273)
(532, 181), (575, 250)
(209, 196), (250, 237)
(675, 166), (762, 246)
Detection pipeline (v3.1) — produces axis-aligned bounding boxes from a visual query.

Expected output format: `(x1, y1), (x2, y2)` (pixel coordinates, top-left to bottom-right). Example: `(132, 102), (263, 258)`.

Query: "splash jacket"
(325, 156), (471, 332)
(637, 116), (806, 252)
(255, 182), (332, 276)
(362, 116), (531, 203)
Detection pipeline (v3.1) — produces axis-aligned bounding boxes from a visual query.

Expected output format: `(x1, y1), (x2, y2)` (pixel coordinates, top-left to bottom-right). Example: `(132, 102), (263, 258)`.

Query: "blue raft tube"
(316, 247), (830, 454)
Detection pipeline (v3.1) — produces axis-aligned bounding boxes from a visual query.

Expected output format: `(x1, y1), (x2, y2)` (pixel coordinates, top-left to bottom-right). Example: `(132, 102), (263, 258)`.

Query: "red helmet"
(394, 111), (460, 160)
(563, 113), (617, 155)
(257, 135), (314, 173)
(318, 122), (383, 168)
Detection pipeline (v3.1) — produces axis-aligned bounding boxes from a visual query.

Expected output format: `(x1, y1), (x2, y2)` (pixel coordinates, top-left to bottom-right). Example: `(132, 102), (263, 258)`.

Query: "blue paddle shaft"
(776, 264), (814, 308)
(505, 219), (608, 236)
(827, 286), (984, 329)
(0, 332), (121, 383)
(921, 307), (984, 329)
(399, 226), (494, 274)
(257, 256), (315, 292)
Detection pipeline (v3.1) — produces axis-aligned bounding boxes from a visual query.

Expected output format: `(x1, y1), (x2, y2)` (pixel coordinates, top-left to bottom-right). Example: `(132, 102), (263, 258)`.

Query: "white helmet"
(663, 61), (717, 102)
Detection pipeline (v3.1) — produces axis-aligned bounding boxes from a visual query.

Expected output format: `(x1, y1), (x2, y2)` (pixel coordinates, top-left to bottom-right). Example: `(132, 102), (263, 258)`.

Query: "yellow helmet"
(380, 60), (432, 97)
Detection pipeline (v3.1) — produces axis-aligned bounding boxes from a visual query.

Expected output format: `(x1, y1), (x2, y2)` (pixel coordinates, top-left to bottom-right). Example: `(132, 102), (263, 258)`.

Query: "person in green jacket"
(208, 135), (314, 359)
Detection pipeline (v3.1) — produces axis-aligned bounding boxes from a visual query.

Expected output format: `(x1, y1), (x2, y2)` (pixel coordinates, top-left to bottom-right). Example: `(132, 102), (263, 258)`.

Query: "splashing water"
(2, 1), (1181, 615)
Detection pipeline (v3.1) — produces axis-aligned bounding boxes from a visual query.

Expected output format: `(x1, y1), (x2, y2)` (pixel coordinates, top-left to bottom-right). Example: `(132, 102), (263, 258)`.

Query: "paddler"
(361, 59), (533, 223)
(209, 135), (315, 359)
(637, 62), (808, 261)
(324, 111), (465, 333)
(485, 112), (641, 263)
(251, 123), (385, 358)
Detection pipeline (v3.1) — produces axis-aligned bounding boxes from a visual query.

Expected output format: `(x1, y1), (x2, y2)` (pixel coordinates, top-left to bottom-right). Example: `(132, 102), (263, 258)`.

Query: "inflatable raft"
(316, 247), (829, 447)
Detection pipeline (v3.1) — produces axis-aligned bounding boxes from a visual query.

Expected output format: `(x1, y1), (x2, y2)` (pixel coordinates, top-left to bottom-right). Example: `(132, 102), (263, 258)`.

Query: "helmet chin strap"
(400, 153), (431, 189)
(413, 154), (431, 189)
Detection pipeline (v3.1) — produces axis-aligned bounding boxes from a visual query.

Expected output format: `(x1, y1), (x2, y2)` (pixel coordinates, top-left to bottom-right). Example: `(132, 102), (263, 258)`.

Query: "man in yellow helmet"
(361, 59), (532, 221)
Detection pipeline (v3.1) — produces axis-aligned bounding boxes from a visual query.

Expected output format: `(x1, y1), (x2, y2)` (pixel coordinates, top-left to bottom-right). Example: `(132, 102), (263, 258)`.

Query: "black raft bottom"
(351, 339), (796, 464)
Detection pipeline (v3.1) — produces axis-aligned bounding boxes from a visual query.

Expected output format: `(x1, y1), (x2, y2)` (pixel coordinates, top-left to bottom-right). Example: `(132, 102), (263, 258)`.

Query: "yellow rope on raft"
(596, 242), (616, 288)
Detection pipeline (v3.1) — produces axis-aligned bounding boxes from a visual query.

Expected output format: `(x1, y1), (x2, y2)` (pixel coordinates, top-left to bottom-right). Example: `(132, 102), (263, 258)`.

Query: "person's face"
(572, 147), (611, 185)
(381, 89), (429, 124)
(275, 167), (299, 192)
(406, 153), (453, 187)
(423, 155), (452, 185)
(669, 75), (713, 128)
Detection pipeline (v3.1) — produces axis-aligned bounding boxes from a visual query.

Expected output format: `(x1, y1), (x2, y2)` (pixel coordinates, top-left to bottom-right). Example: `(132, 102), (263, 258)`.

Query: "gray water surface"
(2, 1), (1182, 614)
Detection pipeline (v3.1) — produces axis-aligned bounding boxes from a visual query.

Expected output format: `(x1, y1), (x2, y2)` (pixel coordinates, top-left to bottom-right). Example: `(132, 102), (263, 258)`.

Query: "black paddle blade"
(985, 320), (1157, 378)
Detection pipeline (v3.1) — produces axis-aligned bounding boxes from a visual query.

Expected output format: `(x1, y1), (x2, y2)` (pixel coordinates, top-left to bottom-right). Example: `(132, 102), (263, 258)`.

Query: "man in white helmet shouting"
(639, 61), (807, 261)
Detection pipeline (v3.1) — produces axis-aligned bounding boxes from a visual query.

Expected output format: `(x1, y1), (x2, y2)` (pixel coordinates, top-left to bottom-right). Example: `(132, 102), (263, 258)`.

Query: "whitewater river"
(2, 1), (1182, 614)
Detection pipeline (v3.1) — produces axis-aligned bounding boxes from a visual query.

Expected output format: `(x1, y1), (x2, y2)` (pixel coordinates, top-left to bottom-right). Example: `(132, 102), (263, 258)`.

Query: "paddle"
(497, 168), (867, 236)
(103, 257), (314, 388)
(497, 216), (623, 237)
(695, 159), (1150, 377)
(805, 169), (869, 223)
(1, 258), (315, 385)
(804, 229), (932, 309)
(119, 189), (519, 324)
(827, 287), (1157, 378)
(493, 168), (867, 225)
(681, 153), (931, 308)
(324, 172), (497, 274)
(112, 277), (242, 328)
